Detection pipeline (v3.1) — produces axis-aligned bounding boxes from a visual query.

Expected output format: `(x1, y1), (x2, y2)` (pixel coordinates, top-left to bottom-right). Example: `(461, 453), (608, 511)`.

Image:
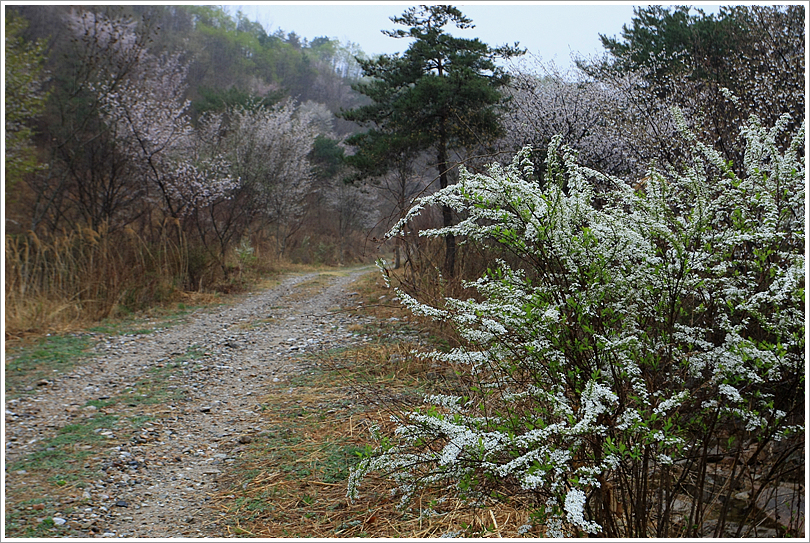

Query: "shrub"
(349, 107), (805, 537)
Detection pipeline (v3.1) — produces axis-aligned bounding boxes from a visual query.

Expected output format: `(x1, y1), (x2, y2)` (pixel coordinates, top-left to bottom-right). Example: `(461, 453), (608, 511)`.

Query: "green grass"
(321, 443), (366, 483)
(86, 302), (199, 336)
(5, 500), (65, 538)
(4, 299), (209, 400)
(8, 414), (119, 473)
(128, 415), (155, 428)
(175, 344), (207, 362)
(84, 398), (116, 409)
(4, 334), (96, 398)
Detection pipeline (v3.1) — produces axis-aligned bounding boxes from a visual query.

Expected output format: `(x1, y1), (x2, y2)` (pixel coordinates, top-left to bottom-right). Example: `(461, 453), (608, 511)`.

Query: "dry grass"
(210, 344), (540, 538)
(3, 222), (374, 341)
(4, 224), (188, 336)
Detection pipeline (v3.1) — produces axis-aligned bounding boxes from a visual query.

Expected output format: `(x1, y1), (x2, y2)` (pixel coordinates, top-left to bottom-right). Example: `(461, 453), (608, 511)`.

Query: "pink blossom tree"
(199, 99), (320, 258)
(95, 51), (236, 220)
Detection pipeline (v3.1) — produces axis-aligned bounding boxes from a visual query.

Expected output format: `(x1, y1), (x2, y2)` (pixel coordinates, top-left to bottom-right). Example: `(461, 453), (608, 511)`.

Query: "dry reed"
(5, 221), (188, 335)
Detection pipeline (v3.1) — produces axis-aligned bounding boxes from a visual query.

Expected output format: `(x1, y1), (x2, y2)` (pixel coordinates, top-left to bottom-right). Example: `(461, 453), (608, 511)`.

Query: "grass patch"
(4, 412), (124, 537)
(175, 344), (207, 362)
(4, 334), (95, 398)
(8, 414), (119, 473)
(86, 299), (202, 336)
(5, 502), (64, 538)
(4, 296), (215, 400)
(84, 398), (117, 409)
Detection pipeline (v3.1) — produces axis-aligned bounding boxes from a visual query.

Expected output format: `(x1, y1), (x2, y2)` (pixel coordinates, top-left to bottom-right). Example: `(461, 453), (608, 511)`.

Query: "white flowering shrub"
(349, 109), (805, 537)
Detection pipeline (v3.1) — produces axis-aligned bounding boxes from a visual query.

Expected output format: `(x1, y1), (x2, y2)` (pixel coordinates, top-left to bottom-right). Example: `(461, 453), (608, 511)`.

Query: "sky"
(226, 1), (724, 70)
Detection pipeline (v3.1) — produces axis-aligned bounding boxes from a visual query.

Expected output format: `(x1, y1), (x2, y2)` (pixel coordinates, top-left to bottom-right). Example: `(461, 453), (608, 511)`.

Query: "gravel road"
(4, 268), (376, 537)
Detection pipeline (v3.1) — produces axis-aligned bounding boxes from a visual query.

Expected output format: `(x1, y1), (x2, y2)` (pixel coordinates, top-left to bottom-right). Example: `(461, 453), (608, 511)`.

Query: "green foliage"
(4, 10), (49, 193)
(310, 135), (346, 180)
(192, 85), (282, 117)
(341, 5), (523, 176)
(599, 6), (734, 83)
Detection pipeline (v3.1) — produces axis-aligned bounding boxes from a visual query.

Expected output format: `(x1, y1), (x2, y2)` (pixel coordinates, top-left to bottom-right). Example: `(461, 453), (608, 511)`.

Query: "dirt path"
(4, 267), (376, 537)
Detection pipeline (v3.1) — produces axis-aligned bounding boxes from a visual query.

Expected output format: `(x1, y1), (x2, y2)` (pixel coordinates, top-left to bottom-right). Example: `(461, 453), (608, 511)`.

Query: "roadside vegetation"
(3, 264), (367, 537)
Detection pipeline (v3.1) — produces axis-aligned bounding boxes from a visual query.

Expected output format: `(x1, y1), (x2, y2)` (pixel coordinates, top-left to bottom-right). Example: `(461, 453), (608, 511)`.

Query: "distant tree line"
(5, 4), (805, 346)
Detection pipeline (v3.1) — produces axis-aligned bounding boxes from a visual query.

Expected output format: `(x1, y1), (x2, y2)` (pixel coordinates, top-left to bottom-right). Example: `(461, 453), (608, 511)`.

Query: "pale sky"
(226, 2), (725, 70)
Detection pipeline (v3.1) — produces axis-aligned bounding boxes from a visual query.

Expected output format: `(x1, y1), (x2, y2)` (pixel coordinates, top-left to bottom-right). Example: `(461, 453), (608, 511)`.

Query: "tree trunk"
(437, 122), (455, 277)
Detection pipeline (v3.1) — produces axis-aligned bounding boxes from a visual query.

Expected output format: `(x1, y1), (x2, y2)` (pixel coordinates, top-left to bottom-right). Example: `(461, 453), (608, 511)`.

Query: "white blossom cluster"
(65, 9), (144, 64)
(206, 100), (317, 219)
(500, 57), (646, 177)
(196, 99), (323, 255)
(350, 107), (805, 536)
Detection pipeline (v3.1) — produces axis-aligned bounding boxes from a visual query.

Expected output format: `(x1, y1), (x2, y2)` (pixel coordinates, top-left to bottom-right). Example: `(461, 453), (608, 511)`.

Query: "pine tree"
(340, 5), (523, 276)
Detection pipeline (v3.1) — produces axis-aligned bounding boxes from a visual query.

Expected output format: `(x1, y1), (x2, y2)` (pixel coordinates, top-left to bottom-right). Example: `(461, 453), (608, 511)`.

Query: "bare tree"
(28, 9), (153, 233)
(325, 180), (379, 265)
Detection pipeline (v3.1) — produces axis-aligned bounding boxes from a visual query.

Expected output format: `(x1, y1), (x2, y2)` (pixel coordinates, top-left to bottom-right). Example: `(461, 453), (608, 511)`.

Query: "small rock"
(237, 435), (252, 444)
(199, 406), (211, 413)
(36, 379), (49, 387)
(53, 517), (67, 526)
(32, 503), (45, 511)
(115, 500), (128, 508)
